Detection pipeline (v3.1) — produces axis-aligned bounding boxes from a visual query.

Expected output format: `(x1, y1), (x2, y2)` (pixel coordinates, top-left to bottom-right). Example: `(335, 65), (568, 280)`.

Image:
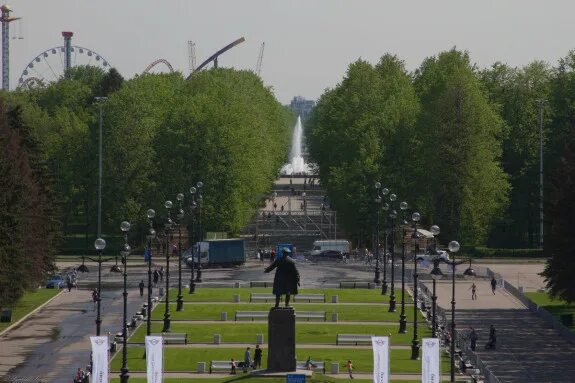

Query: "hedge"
(461, 247), (544, 258)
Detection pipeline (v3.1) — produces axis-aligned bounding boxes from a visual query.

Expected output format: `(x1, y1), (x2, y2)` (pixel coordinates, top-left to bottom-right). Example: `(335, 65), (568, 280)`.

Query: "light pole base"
(120, 368), (130, 383)
(374, 269), (381, 284)
(388, 296), (396, 312)
(162, 316), (171, 333)
(188, 281), (196, 294)
(410, 340), (420, 360)
(381, 281), (388, 295)
(176, 296), (184, 311)
(399, 314), (407, 333)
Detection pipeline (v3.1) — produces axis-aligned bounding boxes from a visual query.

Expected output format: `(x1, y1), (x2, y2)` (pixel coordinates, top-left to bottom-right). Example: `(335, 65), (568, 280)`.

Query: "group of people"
(73, 367), (88, 383)
(152, 267), (164, 285)
(66, 270), (78, 291)
(468, 325), (497, 351)
(468, 277), (499, 301)
(230, 345), (263, 374)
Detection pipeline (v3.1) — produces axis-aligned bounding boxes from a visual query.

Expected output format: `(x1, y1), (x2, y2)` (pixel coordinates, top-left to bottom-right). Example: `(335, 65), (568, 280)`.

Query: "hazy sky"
(8, 0), (575, 103)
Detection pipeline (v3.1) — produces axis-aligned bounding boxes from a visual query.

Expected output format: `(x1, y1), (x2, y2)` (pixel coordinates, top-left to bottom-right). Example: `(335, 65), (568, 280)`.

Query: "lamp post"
(381, 189), (390, 295)
(373, 182), (382, 284)
(388, 193), (397, 311)
(119, 221), (131, 383)
(429, 225), (441, 338)
(195, 182), (204, 283)
(91, 238), (110, 336)
(162, 200), (173, 333)
(175, 193), (185, 311)
(398, 201), (409, 333)
(146, 209), (156, 336)
(410, 212), (421, 360)
(188, 187), (198, 293)
(434, 240), (476, 383)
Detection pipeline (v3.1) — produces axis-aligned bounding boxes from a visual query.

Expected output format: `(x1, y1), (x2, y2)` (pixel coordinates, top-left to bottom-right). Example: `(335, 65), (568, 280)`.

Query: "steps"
(455, 308), (575, 382)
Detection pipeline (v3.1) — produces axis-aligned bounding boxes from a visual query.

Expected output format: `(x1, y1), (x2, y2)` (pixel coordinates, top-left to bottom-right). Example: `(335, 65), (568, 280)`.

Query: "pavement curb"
(0, 289), (64, 338)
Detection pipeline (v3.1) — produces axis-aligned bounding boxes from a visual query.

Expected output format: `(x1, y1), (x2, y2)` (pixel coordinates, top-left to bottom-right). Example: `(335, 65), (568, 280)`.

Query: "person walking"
(253, 344), (262, 369)
(469, 327), (478, 351)
(91, 289), (98, 310)
(345, 360), (354, 379)
(469, 283), (477, 300)
(490, 277), (497, 295)
(138, 280), (145, 297)
(230, 358), (237, 375)
(486, 324), (497, 350)
(66, 275), (73, 292)
(243, 347), (251, 372)
(153, 269), (159, 286)
(159, 267), (164, 282)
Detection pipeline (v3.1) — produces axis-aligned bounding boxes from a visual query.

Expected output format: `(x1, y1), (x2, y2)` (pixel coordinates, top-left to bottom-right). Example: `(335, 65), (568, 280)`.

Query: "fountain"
(281, 116), (311, 175)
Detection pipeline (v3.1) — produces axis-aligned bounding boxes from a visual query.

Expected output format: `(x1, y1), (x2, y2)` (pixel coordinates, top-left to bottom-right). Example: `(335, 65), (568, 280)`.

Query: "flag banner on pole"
(90, 336), (109, 383)
(146, 335), (163, 383)
(371, 336), (389, 383)
(422, 338), (441, 383)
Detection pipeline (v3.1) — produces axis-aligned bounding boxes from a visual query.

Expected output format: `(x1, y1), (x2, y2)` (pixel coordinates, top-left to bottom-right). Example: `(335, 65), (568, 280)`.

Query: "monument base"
(267, 307), (296, 372)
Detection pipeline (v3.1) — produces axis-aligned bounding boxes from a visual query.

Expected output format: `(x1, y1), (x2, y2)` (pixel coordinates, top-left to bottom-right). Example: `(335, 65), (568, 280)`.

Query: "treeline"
(0, 66), (292, 305)
(308, 49), (575, 302)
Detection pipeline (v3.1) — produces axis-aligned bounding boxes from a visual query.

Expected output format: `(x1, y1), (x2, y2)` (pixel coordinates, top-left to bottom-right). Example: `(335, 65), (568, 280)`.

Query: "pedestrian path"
(125, 343), (412, 349)
(152, 319), (403, 325)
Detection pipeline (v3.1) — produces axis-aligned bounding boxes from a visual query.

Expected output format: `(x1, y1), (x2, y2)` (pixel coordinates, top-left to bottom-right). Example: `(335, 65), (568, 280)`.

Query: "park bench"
(339, 281), (375, 289)
(295, 311), (326, 321)
(336, 334), (374, 345)
(210, 360), (231, 373)
(250, 293), (276, 302)
(296, 360), (325, 374)
(250, 281), (272, 288)
(235, 311), (268, 321)
(151, 332), (188, 344)
(294, 294), (325, 303)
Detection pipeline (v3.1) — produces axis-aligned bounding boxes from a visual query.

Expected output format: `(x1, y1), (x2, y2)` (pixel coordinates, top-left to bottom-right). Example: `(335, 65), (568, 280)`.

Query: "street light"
(388, 193), (397, 311)
(373, 182), (382, 284)
(119, 221), (131, 383)
(195, 182), (204, 283)
(146, 209), (156, 336)
(175, 193), (185, 312)
(435, 240), (476, 383)
(162, 200), (173, 333)
(92, 237), (110, 336)
(381, 189), (390, 295)
(398, 201), (409, 333)
(429, 225), (442, 338)
(410, 212), (421, 360)
(188, 187), (198, 293)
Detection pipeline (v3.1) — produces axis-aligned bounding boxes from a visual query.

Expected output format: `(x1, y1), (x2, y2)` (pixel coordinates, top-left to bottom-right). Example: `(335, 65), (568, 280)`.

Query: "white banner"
(372, 336), (389, 383)
(146, 336), (163, 383)
(422, 338), (441, 383)
(90, 336), (109, 383)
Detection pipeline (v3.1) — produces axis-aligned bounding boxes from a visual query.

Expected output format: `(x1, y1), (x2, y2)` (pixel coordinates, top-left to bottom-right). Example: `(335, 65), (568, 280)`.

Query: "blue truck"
(187, 238), (246, 267)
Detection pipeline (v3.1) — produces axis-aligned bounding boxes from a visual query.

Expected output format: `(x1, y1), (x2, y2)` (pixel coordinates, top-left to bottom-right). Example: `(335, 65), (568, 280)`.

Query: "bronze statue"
(264, 248), (300, 307)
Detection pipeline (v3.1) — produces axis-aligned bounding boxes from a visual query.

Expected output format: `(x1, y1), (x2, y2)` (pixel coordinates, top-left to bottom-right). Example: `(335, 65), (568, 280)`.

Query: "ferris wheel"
(17, 31), (111, 89)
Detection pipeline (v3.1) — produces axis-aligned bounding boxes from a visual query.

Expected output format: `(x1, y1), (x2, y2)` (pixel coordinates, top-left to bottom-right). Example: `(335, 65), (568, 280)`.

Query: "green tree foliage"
(307, 56), (419, 244)
(0, 103), (58, 307)
(412, 50), (509, 244)
(542, 125), (575, 303)
(479, 61), (551, 247)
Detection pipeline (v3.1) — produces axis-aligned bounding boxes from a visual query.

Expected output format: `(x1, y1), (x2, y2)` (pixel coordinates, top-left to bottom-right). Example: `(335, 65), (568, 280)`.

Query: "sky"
(7, 0), (575, 103)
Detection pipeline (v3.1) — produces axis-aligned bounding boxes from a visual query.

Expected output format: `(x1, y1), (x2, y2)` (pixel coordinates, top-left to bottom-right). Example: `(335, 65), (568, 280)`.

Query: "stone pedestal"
(267, 307), (296, 372)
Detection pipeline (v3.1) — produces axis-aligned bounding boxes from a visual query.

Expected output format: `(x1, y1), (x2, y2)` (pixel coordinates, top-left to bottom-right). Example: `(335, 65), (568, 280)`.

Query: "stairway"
(455, 308), (575, 382)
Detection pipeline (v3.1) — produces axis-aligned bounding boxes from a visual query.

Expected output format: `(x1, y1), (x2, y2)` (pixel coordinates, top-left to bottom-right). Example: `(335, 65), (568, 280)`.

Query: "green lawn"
(152, 303), (422, 322)
(0, 288), (61, 331)
(129, 322), (431, 345)
(525, 292), (575, 330)
(109, 377), (420, 383)
(168, 288), (411, 304)
(111, 347), (449, 374)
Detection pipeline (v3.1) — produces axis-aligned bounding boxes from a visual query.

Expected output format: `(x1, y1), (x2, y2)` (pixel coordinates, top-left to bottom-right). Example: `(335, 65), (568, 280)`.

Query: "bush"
(461, 247), (544, 258)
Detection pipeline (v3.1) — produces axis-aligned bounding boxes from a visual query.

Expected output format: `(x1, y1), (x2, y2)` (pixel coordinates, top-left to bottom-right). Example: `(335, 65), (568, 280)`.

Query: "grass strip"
(0, 288), (60, 332)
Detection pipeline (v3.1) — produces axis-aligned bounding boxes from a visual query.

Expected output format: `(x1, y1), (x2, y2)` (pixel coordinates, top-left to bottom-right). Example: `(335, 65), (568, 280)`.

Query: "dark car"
(318, 250), (344, 259)
(46, 275), (65, 289)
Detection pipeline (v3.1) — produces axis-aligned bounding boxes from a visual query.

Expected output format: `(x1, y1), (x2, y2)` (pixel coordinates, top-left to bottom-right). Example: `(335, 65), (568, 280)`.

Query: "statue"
(264, 248), (300, 308)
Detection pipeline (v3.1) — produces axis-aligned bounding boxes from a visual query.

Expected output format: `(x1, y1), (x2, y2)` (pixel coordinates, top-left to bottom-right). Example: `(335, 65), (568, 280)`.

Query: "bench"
(210, 360), (231, 373)
(339, 281), (375, 289)
(250, 281), (272, 288)
(295, 311), (326, 321)
(151, 332), (188, 344)
(294, 294), (325, 303)
(235, 311), (268, 321)
(296, 360), (325, 374)
(250, 293), (276, 302)
(336, 334), (374, 345)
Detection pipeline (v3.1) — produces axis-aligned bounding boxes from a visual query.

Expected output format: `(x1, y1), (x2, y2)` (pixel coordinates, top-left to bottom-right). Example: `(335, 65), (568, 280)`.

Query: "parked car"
(319, 250), (344, 259)
(46, 275), (65, 289)
(415, 250), (450, 263)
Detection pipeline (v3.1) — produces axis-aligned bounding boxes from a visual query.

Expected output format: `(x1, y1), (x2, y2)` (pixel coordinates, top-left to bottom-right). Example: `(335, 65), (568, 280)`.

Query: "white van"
(310, 240), (351, 256)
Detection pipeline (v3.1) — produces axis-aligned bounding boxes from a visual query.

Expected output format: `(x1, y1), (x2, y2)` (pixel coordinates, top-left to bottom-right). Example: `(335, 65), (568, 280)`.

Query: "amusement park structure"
(18, 31), (111, 88)
(1, 4), (20, 90)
